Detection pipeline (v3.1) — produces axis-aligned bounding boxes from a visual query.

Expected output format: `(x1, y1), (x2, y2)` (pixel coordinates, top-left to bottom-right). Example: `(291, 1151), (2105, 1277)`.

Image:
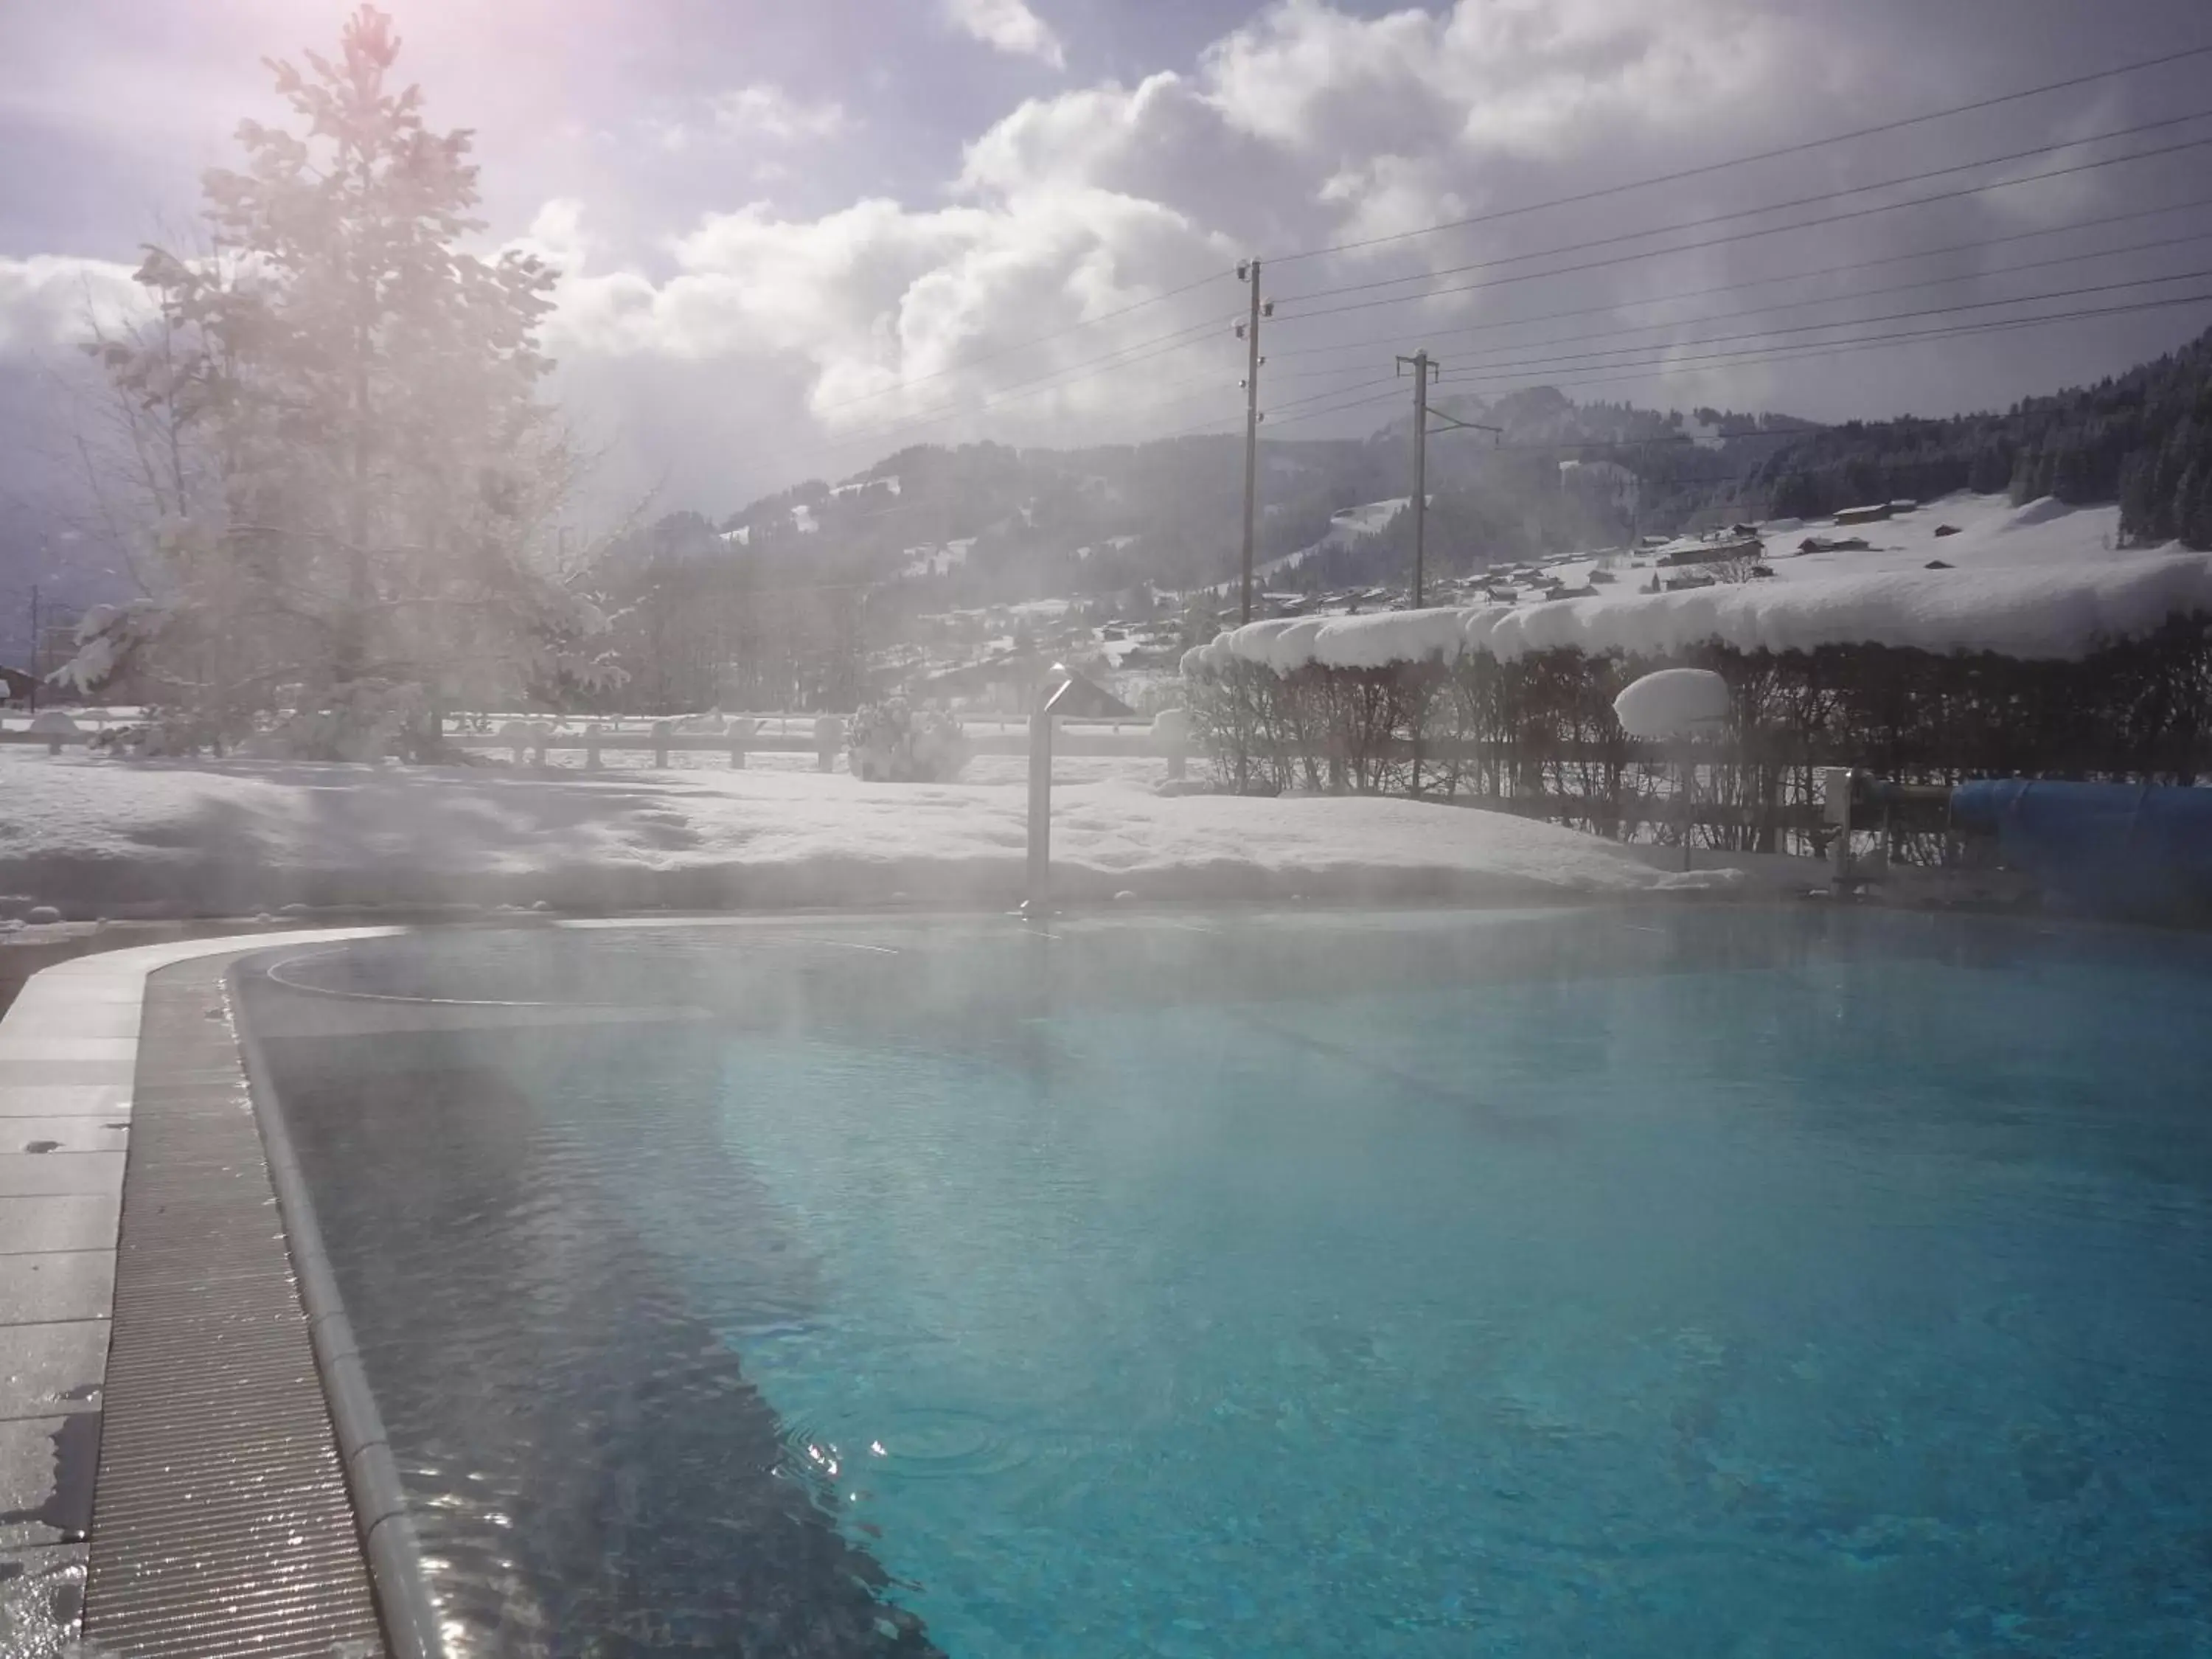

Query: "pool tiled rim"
(0, 929), (398, 1658)
(6, 914), (960, 1656)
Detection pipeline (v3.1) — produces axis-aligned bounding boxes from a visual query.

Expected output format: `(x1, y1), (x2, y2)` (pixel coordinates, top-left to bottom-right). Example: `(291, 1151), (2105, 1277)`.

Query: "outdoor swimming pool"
(240, 907), (2212, 1658)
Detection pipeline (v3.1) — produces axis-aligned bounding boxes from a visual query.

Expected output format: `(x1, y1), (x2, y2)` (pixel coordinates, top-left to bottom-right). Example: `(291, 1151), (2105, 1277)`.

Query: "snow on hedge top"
(1181, 607), (1471, 677)
(1613, 669), (1730, 740)
(1185, 499), (2212, 676)
(1305, 606), (1472, 669)
(1465, 552), (2212, 663)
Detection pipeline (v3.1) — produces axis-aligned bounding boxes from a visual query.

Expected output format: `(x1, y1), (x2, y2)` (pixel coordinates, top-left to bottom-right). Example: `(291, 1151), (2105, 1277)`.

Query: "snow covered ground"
(1233, 496), (1411, 587)
(0, 749), (1733, 919)
(1758, 490), (2129, 580)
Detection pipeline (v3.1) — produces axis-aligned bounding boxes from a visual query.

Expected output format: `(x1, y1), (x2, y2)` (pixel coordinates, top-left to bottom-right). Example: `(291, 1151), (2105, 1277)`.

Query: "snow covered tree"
(64, 5), (614, 757)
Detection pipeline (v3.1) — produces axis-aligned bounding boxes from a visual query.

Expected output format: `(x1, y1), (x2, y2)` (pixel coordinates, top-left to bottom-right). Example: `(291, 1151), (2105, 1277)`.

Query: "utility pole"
(1395, 356), (1502, 606)
(1395, 352), (1436, 607)
(26, 583), (36, 713)
(1235, 258), (1271, 627)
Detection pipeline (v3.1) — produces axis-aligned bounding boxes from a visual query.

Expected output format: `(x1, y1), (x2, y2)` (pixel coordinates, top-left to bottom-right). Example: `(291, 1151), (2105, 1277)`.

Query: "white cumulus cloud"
(452, 0), (2189, 508)
(0, 254), (146, 358)
(647, 84), (850, 156)
(512, 0), (1879, 497)
(711, 84), (850, 145)
(942, 0), (1066, 69)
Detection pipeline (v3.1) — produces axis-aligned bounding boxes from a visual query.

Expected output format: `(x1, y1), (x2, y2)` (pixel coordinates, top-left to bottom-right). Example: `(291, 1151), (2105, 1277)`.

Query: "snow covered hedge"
(1181, 559), (2212, 858)
(1183, 552), (2212, 678)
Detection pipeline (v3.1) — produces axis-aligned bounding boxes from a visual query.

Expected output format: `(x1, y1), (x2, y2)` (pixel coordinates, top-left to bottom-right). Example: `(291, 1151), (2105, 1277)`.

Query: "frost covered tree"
(64, 5), (614, 757)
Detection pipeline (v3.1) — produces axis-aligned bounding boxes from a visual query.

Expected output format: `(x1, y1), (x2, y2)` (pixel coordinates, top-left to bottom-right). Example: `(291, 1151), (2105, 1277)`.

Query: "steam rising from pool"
(243, 909), (2212, 1657)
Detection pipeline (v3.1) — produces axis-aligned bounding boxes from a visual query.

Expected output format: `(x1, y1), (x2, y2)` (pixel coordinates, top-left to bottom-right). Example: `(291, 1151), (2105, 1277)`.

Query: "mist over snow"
(0, 748), (1739, 915)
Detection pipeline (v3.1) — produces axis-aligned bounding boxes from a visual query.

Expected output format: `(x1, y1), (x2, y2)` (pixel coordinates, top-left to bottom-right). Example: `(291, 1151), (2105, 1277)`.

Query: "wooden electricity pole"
(1237, 258), (1268, 627)
(1396, 354), (1501, 607)
(1395, 352), (1436, 606)
(1391, 358), (1498, 797)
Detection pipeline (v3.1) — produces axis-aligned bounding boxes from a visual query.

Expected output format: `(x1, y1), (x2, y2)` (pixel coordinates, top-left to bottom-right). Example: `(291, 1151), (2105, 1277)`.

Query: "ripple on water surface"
(245, 910), (2212, 1658)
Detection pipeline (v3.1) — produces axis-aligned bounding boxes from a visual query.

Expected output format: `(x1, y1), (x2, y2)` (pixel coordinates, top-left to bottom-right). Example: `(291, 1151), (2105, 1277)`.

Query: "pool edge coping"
(0, 926), (403, 1655)
(226, 952), (445, 1659)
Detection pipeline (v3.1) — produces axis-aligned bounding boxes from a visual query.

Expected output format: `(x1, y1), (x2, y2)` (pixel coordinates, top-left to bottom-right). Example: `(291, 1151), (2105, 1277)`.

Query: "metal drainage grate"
(83, 958), (385, 1658)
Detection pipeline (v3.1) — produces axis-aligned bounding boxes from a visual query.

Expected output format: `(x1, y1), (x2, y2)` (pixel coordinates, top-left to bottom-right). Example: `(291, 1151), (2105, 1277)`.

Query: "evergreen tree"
(2118, 450), (2159, 546)
(1770, 471), (1821, 521)
(2181, 461), (2212, 552)
(67, 6), (613, 755)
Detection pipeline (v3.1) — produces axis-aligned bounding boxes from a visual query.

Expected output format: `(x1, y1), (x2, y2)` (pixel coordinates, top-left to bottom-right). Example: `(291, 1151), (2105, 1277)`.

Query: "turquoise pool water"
(248, 908), (2212, 1657)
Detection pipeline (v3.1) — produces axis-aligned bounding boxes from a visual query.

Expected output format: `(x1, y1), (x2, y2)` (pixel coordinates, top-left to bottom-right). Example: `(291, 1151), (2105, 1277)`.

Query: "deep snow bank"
(0, 751), (1731, 917)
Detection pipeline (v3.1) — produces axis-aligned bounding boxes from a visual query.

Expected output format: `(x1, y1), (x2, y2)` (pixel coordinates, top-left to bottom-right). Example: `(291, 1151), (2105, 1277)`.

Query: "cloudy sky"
(4, 0), (2211, 521)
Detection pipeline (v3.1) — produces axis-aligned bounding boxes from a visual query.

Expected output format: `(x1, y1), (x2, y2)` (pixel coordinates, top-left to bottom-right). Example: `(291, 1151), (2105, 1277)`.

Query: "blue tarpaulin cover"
(1952, 779), (2212, 921)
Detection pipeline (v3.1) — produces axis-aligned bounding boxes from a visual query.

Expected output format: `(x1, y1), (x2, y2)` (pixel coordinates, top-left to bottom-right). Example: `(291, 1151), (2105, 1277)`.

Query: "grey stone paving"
(0, 1256), (116, 1329)
(0, 931), (397, 1656)
(0, 929), (396, 1655)
(0, 1198), (119, 1258)
(0, 1321), (106, 1423)
(0, 1154), (125, 1199)
(0, 950), (141, 1654)
(0, 1121), (128, 1157)
(0, 1082), (131, 1118)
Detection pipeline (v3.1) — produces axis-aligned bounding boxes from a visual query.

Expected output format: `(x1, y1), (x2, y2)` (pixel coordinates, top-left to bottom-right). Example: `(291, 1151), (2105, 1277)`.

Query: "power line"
(799, 247), (2212, 472)
(1302, 242), (2212, 387)
(808, 267), (1234, 416)
(665, 299), (2212, 591)
(1262, 289), (2212, 432)
(813, 311), (1236, 456)
(1437, 290), (2212, 394)
(1437, 232), (2212, 367)
(1427, 267), (2212, 379)
(1135, 371), (1404, 456)
(1274, 118), (2212, 323)
(1468, 298), (2212, 402)
(1260, 383), (1413, 434)
(1267, 40), (2212, 265)
(1270, 374), (1401, 415)
(840, 288), (2212, 458)
(1265, 193), (2212, 365)
(731, 44), (2212, 500)
(756, 61), (2212, 493)
(1271, 360), (1419, 386)
(757, 121), (2212, 496)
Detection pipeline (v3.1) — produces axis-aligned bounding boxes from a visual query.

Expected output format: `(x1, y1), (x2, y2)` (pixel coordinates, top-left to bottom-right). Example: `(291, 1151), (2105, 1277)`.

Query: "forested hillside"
(1749, 325), (2212, 546)
(590, 324), (2212, 684)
